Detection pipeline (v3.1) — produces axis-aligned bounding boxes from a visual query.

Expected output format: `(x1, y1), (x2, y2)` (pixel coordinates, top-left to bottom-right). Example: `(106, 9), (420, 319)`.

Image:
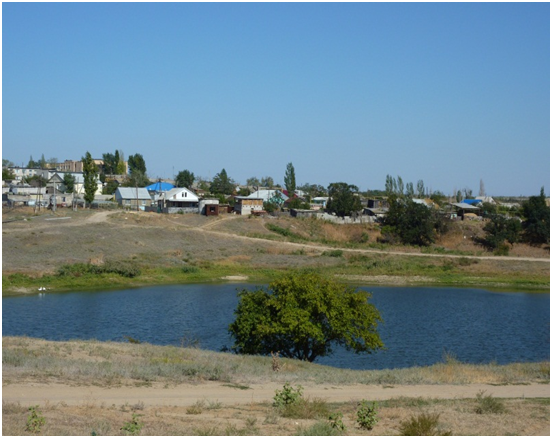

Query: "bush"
(57, 260), (141, 278)
(273, 383), (303, 408)
(328, 412), (346, 431)
(474, 391), (506, 414)
(266, 223), (295, 238)
(399, 412), (451, 436)
(181, 265), (200, 274)
(356, 400), (378, 430)
(120, 413), (143, 435)
(322, 250), (343, 257)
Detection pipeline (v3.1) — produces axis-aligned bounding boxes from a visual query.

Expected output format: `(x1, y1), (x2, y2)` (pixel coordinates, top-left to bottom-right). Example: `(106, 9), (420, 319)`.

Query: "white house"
(159, 187), (200, 213)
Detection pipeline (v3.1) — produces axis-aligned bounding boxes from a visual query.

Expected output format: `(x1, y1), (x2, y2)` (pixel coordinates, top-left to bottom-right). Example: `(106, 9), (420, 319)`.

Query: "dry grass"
(3, 337), (549, 387)
(2, 397), (549, 436)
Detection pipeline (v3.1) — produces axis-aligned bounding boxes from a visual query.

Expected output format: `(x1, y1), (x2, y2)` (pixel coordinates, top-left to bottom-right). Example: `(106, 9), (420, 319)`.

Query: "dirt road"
(3, 381), (549, 407)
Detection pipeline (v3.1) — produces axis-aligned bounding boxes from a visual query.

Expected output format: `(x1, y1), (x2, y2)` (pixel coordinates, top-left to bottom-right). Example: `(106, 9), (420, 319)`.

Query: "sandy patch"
(221, 275), (249, 281)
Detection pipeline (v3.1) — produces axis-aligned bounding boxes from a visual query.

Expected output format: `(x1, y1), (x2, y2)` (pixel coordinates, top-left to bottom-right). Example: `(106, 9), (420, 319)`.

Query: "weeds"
(273, 383), (329, 419)
(25, 405), (45, 434)
(273, 383), (303, 408)
(356, 400), (378, 430)
(186, 400), (205, 415)
(328, 411), (346, 431)
(121, 413), (143, 435)
(399, 412), (451, 436)
(475, 391), (506, 414)
(295, 421), (341, 435)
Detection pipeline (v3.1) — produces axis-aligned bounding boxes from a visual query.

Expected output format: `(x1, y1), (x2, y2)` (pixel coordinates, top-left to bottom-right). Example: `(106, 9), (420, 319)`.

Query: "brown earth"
(3, 381), (549, 436)
(2, 208), (549, 276)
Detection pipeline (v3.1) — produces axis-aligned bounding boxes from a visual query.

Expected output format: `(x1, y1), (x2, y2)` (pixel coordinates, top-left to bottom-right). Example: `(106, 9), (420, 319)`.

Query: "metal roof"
(451, 202), (480, 210)
(115, 187), (152, 200)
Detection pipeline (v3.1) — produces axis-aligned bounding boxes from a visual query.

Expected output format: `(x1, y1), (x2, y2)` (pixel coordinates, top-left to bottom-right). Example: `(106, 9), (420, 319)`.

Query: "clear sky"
(2, 2), (550, 196)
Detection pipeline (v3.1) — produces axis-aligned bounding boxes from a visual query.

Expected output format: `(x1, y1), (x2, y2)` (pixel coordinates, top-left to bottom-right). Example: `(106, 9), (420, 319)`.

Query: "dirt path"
(192, 227), (550, 263)
(3, 381), (549, 407)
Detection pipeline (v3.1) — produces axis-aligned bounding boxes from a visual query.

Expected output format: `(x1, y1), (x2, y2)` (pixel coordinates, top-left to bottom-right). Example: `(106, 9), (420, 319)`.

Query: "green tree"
(385, 174), (395, 197)
(326, 182), (362, 217)
(102, 179), (119, 195)
(246, 176), (261, 187)
(382, 197), (436, 246)
(2, 168), (15, 181)
(38, 154), (47, 169)
(297, 183), (326, 199)
(124, 153), (149, 187)
(102, 152), (118, 175)
(210, 168), (234, 195)
(62, 173), (76, 193)
(82, 152), (98, 207)
(284, 162), (296, 197)
(115, 150), (127, 174)
(175, 169), (195, 188)
(228, 271), (383, 362)
(479, 214), (521, 255)
(128, 153), (147, 175)
(27, 155), (37, 168)
(520, 187), (550, 245)
(2, 159), (14, 168)
(122, 172), (150, 188)
(261, 176), (275, 188)
(429, 190), (446, 206)
(416, 180), (425, 198)
(397, 176), (404, 196)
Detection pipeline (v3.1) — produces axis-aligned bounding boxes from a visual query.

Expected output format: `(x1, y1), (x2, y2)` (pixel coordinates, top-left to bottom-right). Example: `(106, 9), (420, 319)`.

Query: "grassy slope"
(3, 337), (549, 387)
(2, 208), (549, 295)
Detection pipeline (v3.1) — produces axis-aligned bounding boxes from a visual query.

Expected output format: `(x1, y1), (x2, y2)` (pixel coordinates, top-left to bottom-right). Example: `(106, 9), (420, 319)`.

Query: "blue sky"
(2, 2), (549, 196)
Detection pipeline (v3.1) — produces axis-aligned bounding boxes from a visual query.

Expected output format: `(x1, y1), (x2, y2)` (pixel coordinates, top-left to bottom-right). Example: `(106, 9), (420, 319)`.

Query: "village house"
(157, 187), (200, 213)
(234, 196), (264, 215)
(114, 187), (153, 210)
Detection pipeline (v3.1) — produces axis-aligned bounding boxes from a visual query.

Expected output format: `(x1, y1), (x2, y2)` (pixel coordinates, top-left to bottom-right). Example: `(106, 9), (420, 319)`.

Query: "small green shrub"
(266, 223), (294, 237)
(25, 405), (45, 434)
(121, 413), (143, 435)
(475, 391), (506, 414)
(273, 383), (303, 408)
(322, 250), (343, 257)
(356, 400), (378, 430)
(56, 260), (141, 278)
(328, 412), (346, 431)
(399, 412), (451, 436)
(181, 265), (200, 274)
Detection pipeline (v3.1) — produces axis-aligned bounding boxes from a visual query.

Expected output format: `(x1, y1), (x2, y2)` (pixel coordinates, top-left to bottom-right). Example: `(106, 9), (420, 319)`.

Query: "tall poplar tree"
(82, 152), (98, 207)
(284, 162), (296, 197)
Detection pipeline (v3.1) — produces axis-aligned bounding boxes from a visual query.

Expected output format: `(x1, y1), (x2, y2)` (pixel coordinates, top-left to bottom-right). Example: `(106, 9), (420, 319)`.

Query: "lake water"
(2, 284), (549, 370)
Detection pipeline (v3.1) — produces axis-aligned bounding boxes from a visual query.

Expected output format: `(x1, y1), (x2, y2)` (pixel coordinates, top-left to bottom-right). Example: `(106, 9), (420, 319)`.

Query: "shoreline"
(3, 269), (550, 297)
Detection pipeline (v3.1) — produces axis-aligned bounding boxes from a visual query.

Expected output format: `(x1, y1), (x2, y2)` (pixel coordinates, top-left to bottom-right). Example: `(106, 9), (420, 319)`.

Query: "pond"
(2, 284), (549, 370)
